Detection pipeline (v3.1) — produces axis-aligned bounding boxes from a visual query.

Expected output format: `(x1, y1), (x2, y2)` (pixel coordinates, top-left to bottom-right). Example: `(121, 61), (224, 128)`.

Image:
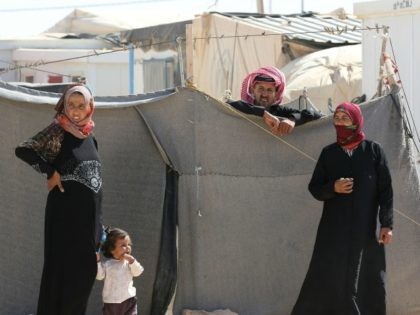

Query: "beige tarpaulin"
(190, 13), (296, 101)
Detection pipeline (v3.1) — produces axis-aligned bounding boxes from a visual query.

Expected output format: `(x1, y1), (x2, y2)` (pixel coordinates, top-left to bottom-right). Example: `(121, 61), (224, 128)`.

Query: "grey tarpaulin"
(1, 82), (420, 315)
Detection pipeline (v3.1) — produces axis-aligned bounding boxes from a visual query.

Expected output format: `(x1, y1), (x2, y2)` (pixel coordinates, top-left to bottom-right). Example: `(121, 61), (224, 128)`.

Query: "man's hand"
(263, 111), (296, 136)
(263, 111), (279, 132)
(378, 227), (393, 245)
(47, 171), (64, 192)
(274, 119), (295, 135)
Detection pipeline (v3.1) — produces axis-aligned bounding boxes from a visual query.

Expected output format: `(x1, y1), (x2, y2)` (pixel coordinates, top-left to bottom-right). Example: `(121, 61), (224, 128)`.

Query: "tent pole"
(176, 36), (186, 88)
(129, 43), (134, 95)
(376, 26), (389, 97)
(257, 0), (264, 14)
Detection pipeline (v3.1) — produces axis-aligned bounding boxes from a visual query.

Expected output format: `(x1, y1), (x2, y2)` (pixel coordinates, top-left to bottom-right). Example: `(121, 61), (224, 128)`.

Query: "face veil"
(334, 102), (366, 149)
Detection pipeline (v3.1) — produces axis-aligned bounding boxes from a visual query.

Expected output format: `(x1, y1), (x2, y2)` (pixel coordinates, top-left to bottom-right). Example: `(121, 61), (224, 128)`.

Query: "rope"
(210, 90), (420, 227)
(218, 98), (318, 163)
(192, 26), (378, 41)
(394, 208), (420, 227)
(0, 38), (180, 75)
(389, 37), (420, 152)
(0, 25), (382, 77)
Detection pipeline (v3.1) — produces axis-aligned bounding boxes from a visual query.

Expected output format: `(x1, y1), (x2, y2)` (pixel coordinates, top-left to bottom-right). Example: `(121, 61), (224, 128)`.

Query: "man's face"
(251, 81), (276, 108)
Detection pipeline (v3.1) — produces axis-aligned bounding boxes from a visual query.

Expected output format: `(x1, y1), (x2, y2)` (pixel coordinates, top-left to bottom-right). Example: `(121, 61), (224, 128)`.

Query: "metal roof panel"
(217, 12), (361, 45)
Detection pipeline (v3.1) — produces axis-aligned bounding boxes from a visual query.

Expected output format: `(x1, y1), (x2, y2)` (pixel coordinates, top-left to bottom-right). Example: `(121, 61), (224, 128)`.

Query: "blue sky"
(0, 0), (362, 38)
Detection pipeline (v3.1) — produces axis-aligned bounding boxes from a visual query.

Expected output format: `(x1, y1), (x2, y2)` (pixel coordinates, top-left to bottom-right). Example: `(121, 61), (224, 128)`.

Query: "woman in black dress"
(15, 84), (102, 315)
(291, 102), (393, 315)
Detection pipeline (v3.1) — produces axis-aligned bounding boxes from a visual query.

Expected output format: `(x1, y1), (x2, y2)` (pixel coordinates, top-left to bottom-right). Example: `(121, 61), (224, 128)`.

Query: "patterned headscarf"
(334, 102), (366, 149)
(55, 85), (95, 139)
(240, 66), (286, 105)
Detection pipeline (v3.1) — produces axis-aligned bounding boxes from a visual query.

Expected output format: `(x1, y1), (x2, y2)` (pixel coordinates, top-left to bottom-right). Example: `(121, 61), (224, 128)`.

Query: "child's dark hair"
(101, 227), (129, 259)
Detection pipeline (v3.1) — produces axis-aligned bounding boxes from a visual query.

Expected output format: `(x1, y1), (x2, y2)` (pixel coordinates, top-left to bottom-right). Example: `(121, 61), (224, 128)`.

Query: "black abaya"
(16, 125), (102, 315)
(291, 140), (393, 315)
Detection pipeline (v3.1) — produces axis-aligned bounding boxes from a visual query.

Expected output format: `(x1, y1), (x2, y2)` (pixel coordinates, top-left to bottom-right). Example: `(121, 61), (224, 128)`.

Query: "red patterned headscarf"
(240, 66), (286, 105)
(54, 85), (95, 139)
(334, 102), (366, 149)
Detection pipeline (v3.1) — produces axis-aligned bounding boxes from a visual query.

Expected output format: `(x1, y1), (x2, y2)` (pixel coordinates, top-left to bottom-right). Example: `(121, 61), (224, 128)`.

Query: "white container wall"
(354, 0), (420, 128)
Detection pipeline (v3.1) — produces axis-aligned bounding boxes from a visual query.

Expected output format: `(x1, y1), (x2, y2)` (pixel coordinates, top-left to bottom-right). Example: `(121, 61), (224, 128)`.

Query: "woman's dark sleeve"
(15, 123), (64, 179)
(308, 148), (337, 201)
(15, 146), (56, 178)
(375, 143), (394, 229)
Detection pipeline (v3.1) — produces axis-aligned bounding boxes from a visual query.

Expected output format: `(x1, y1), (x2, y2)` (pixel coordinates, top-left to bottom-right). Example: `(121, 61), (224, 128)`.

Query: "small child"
(97, 227), (144, 315)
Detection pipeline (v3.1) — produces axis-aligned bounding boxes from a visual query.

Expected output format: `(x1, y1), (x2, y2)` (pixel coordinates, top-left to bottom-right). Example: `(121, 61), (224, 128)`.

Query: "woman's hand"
(379, 227), (393, 245)
(47, 171), (64, 192)
(334, 178), (353, 194)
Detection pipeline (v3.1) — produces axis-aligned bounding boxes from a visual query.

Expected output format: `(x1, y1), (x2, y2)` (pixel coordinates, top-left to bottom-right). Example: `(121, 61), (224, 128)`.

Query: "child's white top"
(97, 258), (144, 303)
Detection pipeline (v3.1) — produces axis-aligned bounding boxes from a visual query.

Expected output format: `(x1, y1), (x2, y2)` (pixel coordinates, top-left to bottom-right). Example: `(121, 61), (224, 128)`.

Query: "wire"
(0, 58), (74, 79)
(0, 38), (180, 75)
(389, 37), (420, 151)
(0, 24), (371, 76)
(0, 24), (380, 94)
(192, 26), (378, 41)
(0, 0), (180, 13)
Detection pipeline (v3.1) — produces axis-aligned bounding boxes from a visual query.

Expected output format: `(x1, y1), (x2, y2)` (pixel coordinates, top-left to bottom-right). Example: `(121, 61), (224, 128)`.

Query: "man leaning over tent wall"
(228, 66), (322, 135)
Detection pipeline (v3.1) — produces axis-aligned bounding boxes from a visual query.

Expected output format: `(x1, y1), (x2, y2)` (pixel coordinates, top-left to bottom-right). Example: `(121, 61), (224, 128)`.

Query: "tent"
(281, 44), (362, 113)
(1, 82), (420, 315)
(44, 8), (195, 36)
(44, 9), (133, 35)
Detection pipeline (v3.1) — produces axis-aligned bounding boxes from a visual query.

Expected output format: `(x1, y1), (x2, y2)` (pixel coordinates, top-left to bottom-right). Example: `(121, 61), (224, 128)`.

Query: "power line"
(0, 0), (179, 13)
(0, 25), (372, 75)
(0, 58), (74, 79)
(192, 26), (371, 41)
(0, 38), (180, 75)
(0, 25), (378, 77)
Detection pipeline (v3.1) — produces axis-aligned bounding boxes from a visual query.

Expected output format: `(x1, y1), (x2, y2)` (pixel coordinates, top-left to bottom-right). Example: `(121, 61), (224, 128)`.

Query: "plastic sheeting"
(1, 83), (420, 315)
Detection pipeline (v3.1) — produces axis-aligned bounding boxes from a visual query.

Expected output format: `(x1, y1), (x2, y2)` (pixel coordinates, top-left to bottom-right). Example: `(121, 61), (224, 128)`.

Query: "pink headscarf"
(55, 85), (95, 139)
(334, 102), (366, 149)
(240, 66), (286, 105)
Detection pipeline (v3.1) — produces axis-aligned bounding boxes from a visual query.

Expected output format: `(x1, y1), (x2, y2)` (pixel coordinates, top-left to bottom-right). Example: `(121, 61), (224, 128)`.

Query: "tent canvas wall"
(189, 13), (290, 102)
(1, 82), (420, 314)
